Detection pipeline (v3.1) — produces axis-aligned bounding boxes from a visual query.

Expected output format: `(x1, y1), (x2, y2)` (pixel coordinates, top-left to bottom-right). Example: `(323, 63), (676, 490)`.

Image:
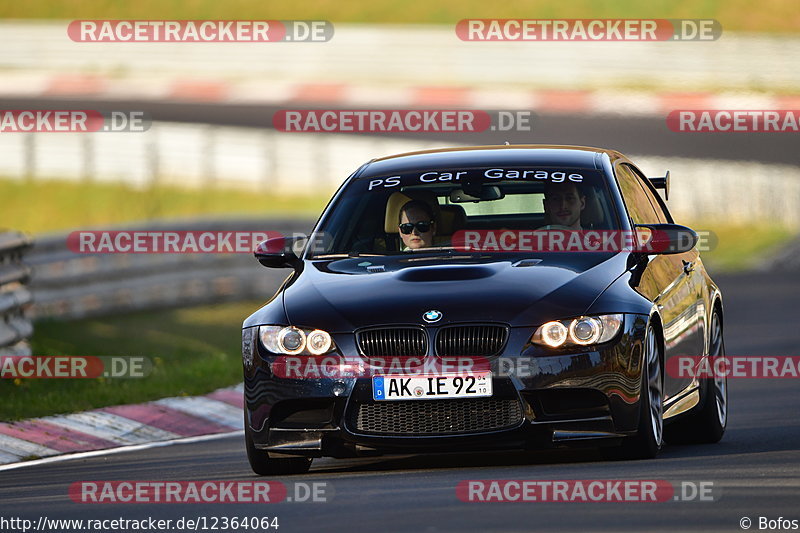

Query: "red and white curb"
(0, 384), (243, 465)
(1, 72), (797, 117)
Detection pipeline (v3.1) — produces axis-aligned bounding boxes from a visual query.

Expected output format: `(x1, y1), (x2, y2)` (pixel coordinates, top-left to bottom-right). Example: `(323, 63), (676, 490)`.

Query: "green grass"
(1, 301), (263, 421)
(0, 177), (329, 235)
(690, 222), (796, 272)
(1, 0), (798, 33)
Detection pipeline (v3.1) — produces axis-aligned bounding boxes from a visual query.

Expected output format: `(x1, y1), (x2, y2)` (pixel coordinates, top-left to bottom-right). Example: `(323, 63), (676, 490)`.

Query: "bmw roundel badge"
(423, 310), (442, 323)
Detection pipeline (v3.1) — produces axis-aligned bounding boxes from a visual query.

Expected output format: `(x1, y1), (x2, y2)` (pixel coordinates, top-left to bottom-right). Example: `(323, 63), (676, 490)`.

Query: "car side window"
(615, 164), (661, 225)
(625, 164), (671, 224)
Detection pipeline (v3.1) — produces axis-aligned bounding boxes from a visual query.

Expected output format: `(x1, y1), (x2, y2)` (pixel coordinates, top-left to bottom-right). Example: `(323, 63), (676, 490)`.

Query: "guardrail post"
(0, 231), (34, 356)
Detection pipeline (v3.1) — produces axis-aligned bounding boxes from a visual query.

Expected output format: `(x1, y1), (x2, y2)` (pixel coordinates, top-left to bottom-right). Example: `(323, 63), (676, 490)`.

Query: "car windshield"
(308, 166), (620, 258)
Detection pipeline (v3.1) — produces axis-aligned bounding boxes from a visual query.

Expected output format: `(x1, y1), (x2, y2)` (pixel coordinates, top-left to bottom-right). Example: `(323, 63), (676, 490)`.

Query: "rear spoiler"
(649, 171), (670, 200)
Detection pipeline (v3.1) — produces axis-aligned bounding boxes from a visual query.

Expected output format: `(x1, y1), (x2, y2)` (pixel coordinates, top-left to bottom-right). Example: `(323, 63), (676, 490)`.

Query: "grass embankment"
(2, 301), (262, 421)
(694, 223), (795, 272)
(1, 0), (798, 33)
(2, 176), (326, 421)
(1, 178), (329, 235)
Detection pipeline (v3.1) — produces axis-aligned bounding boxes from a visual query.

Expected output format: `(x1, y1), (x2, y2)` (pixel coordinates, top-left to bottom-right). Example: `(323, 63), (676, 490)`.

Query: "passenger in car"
(398, 200), (437, 250)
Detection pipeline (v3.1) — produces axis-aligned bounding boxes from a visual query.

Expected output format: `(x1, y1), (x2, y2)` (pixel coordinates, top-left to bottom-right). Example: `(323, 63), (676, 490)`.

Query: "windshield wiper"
(311, 252), (398, 259)
(408, 246), (457, 253)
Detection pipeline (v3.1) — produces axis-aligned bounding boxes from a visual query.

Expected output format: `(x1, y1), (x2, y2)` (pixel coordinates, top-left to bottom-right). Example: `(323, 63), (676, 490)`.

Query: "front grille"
(357, 327), (427, 357)
(436, 324), (508, 357)
(352, 398), (523, 435)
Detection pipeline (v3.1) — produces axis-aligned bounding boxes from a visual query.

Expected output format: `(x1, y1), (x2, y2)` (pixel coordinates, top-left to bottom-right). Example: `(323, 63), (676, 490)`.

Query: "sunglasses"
(398, 220), (434, 234)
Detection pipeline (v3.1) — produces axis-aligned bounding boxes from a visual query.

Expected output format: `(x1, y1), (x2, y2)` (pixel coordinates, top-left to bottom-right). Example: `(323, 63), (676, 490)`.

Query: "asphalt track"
(1, 97), (799, 165)
(1, 271), (798, 532)
(2, 97), (798, 532)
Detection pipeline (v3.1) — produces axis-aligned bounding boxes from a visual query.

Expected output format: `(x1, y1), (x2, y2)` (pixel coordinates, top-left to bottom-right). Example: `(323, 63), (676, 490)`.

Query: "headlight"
(532, 314), (623, 348)
(259, 326), (335, 355)
(278, 327), (306, 354)
(540, 321), (568, 347)
(569, 317), (602, 345)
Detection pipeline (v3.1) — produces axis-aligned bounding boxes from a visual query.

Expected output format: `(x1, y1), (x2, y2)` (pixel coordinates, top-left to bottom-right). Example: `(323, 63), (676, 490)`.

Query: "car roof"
(356, 145), (630, 178)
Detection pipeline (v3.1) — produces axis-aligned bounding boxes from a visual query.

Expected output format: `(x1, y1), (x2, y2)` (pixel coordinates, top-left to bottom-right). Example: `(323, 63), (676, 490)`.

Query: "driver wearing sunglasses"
(398, 200), (436, 250)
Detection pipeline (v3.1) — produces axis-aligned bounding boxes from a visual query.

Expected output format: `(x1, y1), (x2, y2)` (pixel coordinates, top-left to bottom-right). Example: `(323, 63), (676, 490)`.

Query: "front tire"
(245, 413), (312, 476)
(664, 309), (727, 444)
(605, 324), (663, 460)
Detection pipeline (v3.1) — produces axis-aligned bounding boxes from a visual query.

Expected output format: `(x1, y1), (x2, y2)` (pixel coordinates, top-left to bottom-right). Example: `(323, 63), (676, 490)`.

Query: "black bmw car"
(241, 145), (727, 475)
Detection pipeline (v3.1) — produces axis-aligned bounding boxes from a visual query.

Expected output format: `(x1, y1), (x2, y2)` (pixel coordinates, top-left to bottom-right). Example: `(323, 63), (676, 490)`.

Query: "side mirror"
(634, 224), (698, 254)
(254, 237), (302, 270)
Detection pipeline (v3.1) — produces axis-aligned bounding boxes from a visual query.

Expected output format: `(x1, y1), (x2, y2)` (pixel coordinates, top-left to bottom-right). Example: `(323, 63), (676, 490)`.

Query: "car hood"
(281, 253), (628, 330)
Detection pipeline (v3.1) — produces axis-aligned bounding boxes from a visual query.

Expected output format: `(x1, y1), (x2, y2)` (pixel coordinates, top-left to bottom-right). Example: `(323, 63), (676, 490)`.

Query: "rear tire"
(664, 310), (727, 444)
(245, 413), (312, 476)
(604, 324), (663, 460)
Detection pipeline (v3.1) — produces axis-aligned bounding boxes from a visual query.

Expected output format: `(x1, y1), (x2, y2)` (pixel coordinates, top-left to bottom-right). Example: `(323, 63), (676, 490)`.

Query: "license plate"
(372, 372), (492, 401)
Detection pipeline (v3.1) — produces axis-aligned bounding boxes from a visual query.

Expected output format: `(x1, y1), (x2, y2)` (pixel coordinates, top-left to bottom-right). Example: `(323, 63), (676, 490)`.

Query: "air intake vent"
(352, 398), (523, 435)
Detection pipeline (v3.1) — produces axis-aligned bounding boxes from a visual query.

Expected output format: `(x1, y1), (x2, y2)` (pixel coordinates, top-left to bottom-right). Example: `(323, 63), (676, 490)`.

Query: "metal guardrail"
(0, 122), (446, 196)
(26, 218), (313, 320)
(0, 231), (33, 356)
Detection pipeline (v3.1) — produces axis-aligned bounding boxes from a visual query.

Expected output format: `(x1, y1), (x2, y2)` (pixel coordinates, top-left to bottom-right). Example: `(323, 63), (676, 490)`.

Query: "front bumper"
(242, 314), (648, 458)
